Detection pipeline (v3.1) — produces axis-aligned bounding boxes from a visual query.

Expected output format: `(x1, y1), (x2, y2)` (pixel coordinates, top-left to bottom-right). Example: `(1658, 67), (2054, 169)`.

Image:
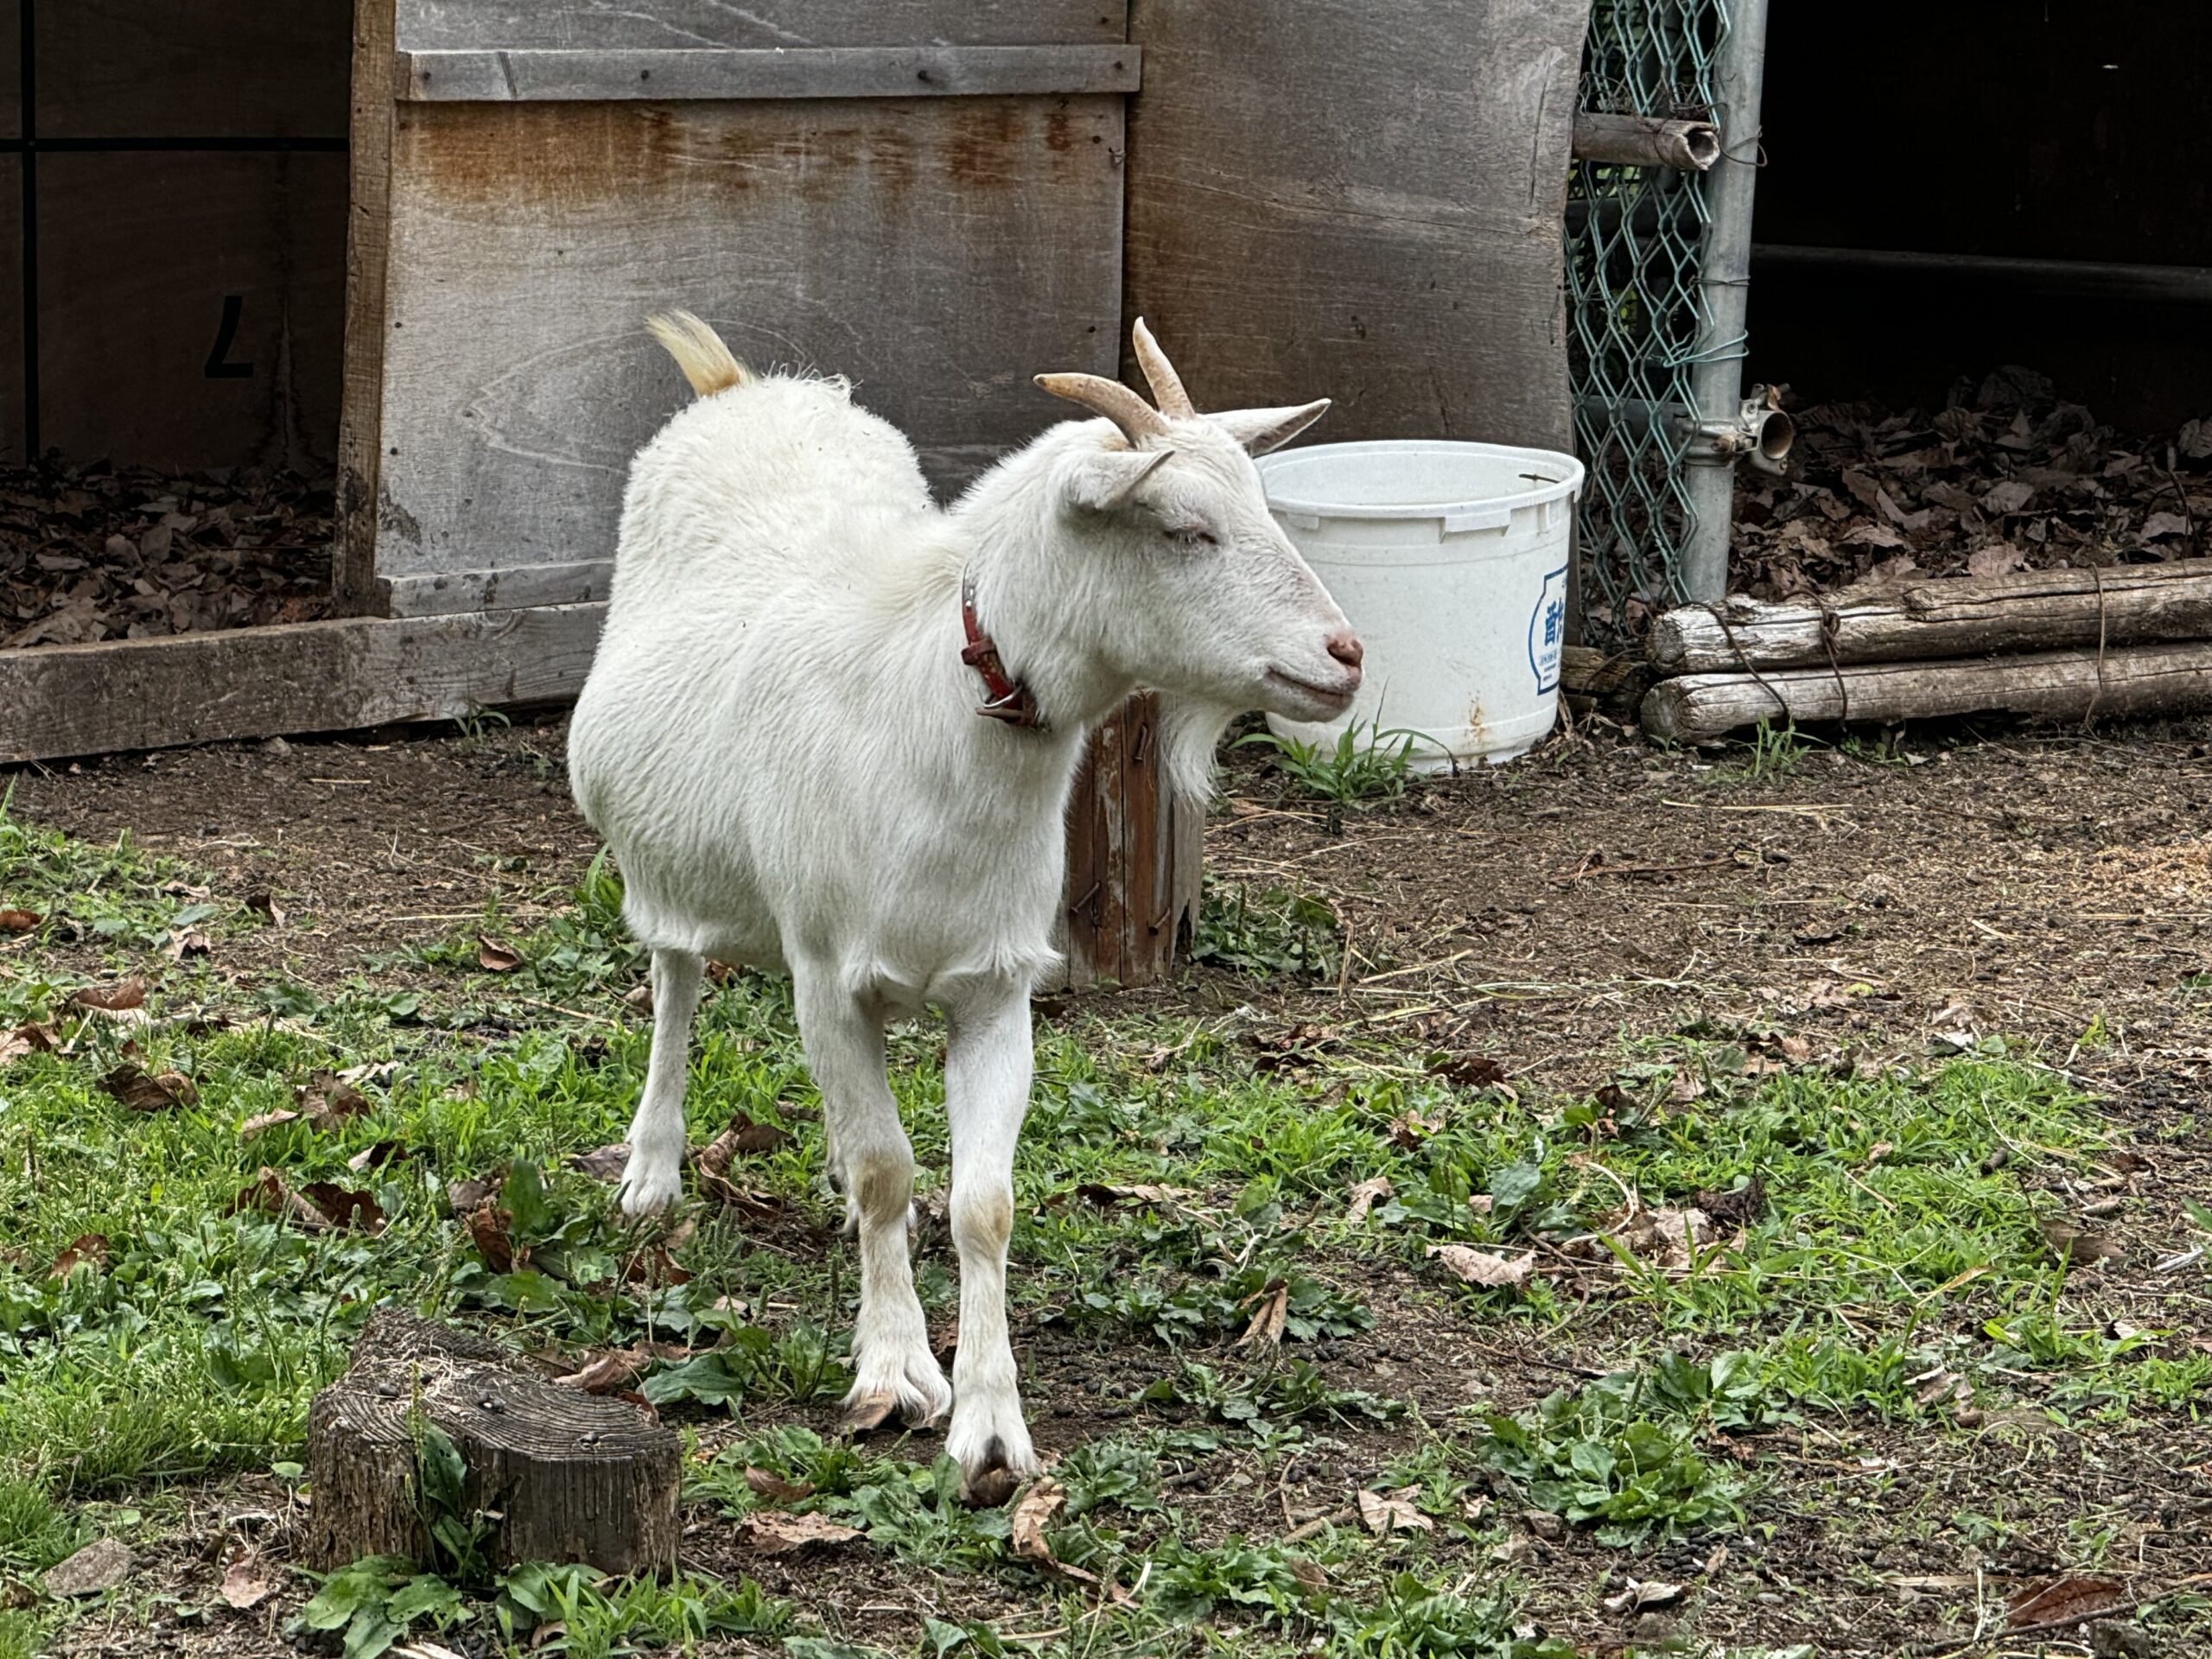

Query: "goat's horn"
(1033, 372), (1168, 447)
(1130, 317), (1195, 418)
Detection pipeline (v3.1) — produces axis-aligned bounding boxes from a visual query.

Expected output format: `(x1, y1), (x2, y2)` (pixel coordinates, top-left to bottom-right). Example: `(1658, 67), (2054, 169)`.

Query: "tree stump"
(304, 1309), (679, 1574)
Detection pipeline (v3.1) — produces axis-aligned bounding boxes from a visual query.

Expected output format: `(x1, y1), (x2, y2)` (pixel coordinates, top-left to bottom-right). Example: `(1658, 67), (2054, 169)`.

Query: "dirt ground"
(11, 707), (2209, 1098)
(8, 709), (2212, 1656)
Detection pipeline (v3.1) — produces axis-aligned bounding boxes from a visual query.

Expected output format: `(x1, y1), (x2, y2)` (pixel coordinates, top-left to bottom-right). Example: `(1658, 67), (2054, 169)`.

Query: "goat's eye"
(1166, 525), (1217, 550)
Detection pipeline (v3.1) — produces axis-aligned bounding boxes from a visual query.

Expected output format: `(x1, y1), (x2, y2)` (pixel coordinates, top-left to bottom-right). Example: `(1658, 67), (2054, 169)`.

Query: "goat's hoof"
(841, 1390), (924, 1437)
(841, 1391), (899, 1435)
(615, 1164), (684, 1218)
(957, 1440), (1025, 1509)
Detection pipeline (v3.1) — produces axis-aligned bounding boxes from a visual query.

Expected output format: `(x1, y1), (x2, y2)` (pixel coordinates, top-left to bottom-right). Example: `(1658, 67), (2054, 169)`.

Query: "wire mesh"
(1567, 0), (1731, 646)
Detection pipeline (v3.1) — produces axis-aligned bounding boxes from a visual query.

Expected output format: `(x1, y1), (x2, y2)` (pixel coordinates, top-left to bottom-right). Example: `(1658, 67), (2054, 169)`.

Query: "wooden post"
(304, 1309), (679, 1575)
(1052, 692), (1202, 990)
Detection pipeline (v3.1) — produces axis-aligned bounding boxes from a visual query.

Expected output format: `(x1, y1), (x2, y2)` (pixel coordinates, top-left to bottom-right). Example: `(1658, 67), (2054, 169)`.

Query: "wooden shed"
(0, 0), (1591, 979)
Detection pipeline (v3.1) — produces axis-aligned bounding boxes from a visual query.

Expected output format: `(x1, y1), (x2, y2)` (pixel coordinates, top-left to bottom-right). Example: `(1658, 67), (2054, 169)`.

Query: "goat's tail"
(645, 310), (752, 398)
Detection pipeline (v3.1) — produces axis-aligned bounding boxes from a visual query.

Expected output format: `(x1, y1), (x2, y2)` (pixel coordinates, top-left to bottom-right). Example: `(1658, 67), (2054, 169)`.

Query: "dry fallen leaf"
(163, 929), (212, 963)
(100, 1063), (197, 1112)
(296, 1073), (372, 1129)
(1344, 1175), (1394, 1224)
(228, 1168), (382, 1233)
(1075, 1182), (1193, 1208)
(570, 1143), (631, 1180)
(1618, 1205), (1717, 1272)
(1426, 1244), (1535, 1289)
(1008, 1477), (1068, 1560)
(1007, 1478), (1134, 1600)
(238, 1109), (302, 1140)
(244, 890), (287, 928)
(300, 1182), (386, 1234)
(743, 1465), (816, 1504)
(71, 979), (149, 1019)
(1602, 1578), (1684, 1614)
(1236, 1278), (1289, 1348)
(48, 1233), (109, 1278)
(2005, 1573), (2126, 1631)
(466, 1204), (518, 1272)
(477, 937), (523, 973)
(734, 1510), (861, 1554)
(0, 907), (41, 933)
(447, 1174), (501, 1215)
(2038, 1218), (2124, 1268)
(1966, 542), (2025, 578)
(1356, 1488), (1434, 1537)
(218, 1554), (276, 1611)
(560, 1346), (662, 1395)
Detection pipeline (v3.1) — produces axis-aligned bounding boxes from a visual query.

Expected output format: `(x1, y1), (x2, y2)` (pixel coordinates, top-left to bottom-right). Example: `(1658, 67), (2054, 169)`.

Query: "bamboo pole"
(1571, 112), (1720, 171)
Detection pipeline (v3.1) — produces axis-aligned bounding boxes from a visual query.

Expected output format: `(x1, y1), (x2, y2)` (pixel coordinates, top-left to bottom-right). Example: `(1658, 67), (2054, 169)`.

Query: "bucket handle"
(1442, 505), (1515, 534)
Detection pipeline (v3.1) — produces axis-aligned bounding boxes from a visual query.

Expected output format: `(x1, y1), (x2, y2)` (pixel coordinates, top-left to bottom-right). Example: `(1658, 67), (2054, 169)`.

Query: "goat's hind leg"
(617, 947), (704, 1216)
(796, 970), (950, 1429)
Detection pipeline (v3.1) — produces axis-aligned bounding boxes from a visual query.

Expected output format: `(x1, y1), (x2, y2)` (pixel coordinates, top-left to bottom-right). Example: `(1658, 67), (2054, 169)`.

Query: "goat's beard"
(1155, 696), (1239, 809)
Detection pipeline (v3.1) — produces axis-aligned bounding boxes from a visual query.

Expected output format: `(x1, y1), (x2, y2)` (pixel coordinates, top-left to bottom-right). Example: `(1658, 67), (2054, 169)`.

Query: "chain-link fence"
(1566, 0), (1733, 647)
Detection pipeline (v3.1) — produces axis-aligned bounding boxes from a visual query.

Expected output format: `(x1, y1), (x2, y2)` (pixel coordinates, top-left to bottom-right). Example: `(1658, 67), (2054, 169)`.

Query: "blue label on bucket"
(1528, 565), (1568, 695)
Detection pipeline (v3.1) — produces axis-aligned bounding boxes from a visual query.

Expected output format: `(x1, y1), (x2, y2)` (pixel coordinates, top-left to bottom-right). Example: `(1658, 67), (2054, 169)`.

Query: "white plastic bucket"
(1257, 439), (1585, 769)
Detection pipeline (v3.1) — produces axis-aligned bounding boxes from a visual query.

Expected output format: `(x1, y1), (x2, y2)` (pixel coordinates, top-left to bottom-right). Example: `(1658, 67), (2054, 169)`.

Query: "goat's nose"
(1325, 631), (1364, 671)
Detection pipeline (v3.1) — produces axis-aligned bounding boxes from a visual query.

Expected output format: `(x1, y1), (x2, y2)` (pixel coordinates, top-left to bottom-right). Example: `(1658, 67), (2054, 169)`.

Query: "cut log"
(304, 1309), (679, 1574)
(1649, 560), (2212, 673)
(1571, 111), (1720, 171)
(1640, 639), (2212, 743)
(1560, 645), (1656, 724)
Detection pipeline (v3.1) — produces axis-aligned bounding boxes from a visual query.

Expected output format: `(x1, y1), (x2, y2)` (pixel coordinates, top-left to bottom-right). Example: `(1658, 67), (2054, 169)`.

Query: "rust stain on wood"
(399, 100), (1082, 214)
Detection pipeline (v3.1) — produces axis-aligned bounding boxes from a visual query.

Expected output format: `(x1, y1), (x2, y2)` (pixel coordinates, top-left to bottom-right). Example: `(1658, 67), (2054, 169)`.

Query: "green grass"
(1, 798), (2205, 1656)
(1233, 719), (1426, 808)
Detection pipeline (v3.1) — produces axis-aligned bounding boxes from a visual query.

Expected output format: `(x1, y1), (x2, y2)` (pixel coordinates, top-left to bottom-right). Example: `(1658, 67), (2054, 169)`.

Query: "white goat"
(567, 315), (1361, 1500)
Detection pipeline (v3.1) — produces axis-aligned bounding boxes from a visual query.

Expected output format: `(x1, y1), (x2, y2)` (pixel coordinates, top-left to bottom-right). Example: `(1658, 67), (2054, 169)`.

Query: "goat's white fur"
(568, 315), (1356, 1497)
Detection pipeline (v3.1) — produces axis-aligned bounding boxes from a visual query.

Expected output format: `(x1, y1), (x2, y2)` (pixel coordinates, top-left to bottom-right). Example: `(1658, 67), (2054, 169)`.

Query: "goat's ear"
(1063, 446), (1174, 515)
(1208, 399), (1332, 456)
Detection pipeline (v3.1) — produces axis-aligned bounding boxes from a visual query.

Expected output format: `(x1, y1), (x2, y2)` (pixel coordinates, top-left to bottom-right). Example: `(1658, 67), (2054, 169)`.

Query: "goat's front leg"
(942, 982), (1040, 1504)
(618, 948), (704, 1216)
(795, 970), (950, 1430)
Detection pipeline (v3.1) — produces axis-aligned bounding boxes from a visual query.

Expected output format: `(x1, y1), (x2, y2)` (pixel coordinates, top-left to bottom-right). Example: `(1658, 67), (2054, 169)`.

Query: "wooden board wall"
(394, 2), (1125, 50)
(38, 154), (347, 472)
(14, 0), (353, 471)
(371, 93), (1127, 586)
(35, 0), (352, 137)
(1122, 0), (1589, 452)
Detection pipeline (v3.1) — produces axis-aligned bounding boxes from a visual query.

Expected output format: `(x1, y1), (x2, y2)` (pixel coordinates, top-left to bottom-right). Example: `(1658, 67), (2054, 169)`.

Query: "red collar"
(960, 572), (1046, 730)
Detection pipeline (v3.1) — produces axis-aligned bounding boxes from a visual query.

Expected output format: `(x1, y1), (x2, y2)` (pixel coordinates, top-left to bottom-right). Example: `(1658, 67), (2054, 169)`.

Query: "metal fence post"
(1680, 0), (1772, 601)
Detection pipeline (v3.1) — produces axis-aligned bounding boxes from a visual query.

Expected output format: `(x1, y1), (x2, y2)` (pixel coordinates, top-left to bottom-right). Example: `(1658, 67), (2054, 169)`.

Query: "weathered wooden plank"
(35, 0), (350, 138)
(1123, 0), (1590, 450)
(380, 560), (612, 616)
(0, 181), (22, 465)
(399, 46), (1141, 103)
(394, 2), (1126, 52)
(0, 1), (20, 140)
(337, 0), (400, 612)
(1047, 693), (1198, 991)
(1649, 562), (2212, 674)
(0, 605), (605, 764)
(373, 97), (1124, 578)
(1639, 640), (2212, 744)
(37, 152), (347, 471)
